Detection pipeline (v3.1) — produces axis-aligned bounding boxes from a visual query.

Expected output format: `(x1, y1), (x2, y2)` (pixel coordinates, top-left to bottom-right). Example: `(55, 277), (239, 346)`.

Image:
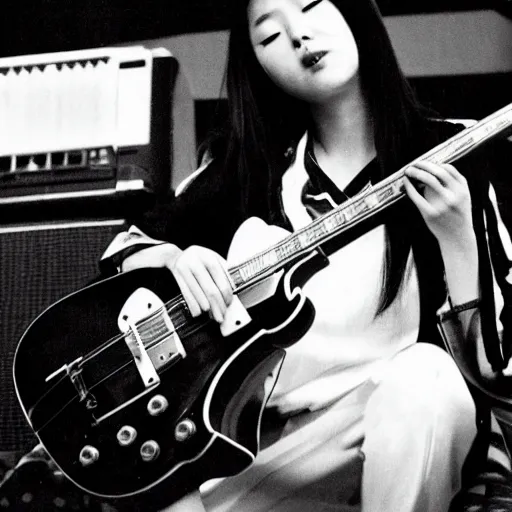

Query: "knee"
(368, 344), (476, 432)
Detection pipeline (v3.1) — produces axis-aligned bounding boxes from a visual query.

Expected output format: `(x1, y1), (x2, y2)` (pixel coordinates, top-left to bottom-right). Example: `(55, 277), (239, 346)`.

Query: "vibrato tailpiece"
(45, 357), (97, 410)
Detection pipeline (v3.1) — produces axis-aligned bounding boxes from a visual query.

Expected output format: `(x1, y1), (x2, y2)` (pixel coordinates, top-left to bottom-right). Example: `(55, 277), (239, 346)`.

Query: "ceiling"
(0, 0), (508, 58)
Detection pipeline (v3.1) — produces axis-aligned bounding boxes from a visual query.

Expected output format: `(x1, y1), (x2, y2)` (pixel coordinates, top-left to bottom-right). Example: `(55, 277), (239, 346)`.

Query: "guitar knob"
(117, 426), (137, 446)
(79, 445), (99, 467)
(175, 419), (196, 442)
(140, 440), (160, 462)
(147, 395), (169, 416)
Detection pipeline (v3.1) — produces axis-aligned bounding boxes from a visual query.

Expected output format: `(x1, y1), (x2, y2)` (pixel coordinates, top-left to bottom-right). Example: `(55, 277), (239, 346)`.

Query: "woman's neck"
(309, 82), (376, 190)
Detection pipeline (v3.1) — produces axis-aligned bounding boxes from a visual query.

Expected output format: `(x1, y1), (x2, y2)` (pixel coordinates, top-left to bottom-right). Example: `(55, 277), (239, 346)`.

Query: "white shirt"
(267, 134), (420, 414)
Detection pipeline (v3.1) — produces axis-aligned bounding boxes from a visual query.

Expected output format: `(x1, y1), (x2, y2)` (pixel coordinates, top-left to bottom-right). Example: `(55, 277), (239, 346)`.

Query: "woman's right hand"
(121, 243), (233, 323)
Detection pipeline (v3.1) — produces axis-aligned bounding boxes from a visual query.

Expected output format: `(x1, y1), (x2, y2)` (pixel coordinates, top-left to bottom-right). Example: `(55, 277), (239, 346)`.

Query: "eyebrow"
(254, 11), (274, 27)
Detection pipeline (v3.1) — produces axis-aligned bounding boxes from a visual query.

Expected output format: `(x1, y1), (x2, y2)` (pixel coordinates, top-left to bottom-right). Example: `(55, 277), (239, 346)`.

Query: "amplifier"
(0, 219), (126, 452)
(0, 46), (177, 217)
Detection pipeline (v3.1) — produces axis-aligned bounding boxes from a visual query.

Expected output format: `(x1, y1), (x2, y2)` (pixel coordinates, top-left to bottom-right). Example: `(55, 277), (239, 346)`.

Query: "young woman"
(100, 0), (512, 510)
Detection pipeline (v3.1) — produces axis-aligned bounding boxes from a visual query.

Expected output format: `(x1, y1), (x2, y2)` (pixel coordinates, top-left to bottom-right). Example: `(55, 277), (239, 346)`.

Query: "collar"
(303, 133), (379, 203)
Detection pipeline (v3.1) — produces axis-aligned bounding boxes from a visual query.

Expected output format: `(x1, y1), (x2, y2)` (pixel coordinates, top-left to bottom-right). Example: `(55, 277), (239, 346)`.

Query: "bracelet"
(447, 298), (481, 315)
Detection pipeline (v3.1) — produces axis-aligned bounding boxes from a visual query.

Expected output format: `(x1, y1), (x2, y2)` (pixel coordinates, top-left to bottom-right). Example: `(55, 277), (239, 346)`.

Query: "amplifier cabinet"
(0, 219), (126, 452)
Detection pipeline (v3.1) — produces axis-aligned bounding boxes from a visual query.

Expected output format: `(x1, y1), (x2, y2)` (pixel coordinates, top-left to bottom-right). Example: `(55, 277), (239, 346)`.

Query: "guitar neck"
(229, 102), (512, 293)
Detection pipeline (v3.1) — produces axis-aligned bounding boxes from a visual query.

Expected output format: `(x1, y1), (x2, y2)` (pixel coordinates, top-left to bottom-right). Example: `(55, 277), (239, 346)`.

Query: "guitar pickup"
(118, 288), (186, 388)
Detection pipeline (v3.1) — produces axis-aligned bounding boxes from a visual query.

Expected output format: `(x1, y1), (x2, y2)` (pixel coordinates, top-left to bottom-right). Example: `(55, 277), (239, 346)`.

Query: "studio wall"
(133, 9), (512, 166)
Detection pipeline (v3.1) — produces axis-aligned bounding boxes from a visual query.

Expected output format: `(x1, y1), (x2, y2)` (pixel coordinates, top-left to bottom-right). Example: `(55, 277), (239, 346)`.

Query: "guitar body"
(13, 238), (328, 503)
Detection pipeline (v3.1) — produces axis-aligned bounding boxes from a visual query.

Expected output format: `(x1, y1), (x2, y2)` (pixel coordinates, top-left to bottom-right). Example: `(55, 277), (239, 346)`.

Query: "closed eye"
(303, 0), (324, 12)
(261, 33), (280, 46)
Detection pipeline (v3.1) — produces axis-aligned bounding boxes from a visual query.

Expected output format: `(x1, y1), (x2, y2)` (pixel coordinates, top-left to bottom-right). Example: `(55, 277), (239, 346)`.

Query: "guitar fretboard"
(228, 102), (512, 292)
(229, 174), (405, 291)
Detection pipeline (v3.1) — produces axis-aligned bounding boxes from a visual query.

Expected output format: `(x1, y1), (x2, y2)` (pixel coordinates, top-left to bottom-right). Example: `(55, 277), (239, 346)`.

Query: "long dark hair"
(209, 0), (432, 313)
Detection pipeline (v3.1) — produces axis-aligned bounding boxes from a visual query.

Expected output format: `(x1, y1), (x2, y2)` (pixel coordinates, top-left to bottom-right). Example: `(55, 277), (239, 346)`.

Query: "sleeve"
(98, 225), (168, 276)
(437, 181), (512, 401)
(99, 157), (214, 276)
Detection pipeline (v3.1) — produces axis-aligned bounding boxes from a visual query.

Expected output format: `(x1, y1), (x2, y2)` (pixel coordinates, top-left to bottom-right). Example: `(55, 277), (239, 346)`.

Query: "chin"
(306, 79), (359, 103)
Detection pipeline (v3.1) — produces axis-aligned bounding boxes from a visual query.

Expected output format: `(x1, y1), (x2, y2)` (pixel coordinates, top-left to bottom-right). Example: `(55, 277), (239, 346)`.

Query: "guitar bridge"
(118, 287), (186, 389)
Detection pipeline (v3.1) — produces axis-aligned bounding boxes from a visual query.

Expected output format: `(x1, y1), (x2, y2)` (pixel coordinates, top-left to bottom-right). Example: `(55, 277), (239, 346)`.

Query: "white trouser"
(200, 343), (477, 512)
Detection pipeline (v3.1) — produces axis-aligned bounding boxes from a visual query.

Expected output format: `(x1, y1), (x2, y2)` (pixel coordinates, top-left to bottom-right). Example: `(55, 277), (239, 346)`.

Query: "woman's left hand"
(404, 161), (475, 248)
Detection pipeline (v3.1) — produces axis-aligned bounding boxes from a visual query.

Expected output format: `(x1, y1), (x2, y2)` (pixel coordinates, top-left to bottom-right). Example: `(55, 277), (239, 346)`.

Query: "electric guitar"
(13, 103), (512, 506)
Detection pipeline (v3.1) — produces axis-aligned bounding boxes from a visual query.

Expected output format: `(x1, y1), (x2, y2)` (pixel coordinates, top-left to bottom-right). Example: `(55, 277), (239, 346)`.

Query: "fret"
(298, 230), (313, 248)
(342, 204), (357, 223)
(237, 263), (253, 283)
(362, 187), (379, 208)
(249, 258), (262, 275)
(329, 210), (342, 226)
(311, 224), (324, 242)
(357, 197), (371, 214)
(291, 234), (303, 253)
(349, 198), (369, 218)
(314, 220), (329, 239)
(376, 181), (395, 202)
(275, 244), (287, 261)
(260, 248), (279, 268)
(247, 259), (260, 278)
(276, 241), (295, 260)
(323, 214), (338, 232)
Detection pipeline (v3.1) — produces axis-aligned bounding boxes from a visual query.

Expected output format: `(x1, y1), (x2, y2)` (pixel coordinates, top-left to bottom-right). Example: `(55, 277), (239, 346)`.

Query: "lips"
(301, 51), (328, 68)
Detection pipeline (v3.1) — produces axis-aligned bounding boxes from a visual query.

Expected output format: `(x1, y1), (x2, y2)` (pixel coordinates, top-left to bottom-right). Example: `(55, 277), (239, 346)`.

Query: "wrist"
(446, 298), (481, 316)
(161, 243), (182, 268)
(120, 242), (181, 272)
(437, 227), (478, 258)
(438, 229), (480, 306)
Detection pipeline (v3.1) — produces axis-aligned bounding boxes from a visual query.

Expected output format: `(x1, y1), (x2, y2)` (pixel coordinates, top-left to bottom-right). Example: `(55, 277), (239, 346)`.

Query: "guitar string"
(75, 169), (417, 372)
(228, 102), (512, 288)
(75, 104), (512, 379)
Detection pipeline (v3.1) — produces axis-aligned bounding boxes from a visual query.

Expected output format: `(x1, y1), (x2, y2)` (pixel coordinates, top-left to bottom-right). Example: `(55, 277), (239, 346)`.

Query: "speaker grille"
(0, 221), (125, 451)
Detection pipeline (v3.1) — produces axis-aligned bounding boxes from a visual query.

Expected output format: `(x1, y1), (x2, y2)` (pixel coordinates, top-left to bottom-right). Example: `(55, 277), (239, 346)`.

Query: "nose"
(287, 12), (313, 50)
(292, 35), (311, 50)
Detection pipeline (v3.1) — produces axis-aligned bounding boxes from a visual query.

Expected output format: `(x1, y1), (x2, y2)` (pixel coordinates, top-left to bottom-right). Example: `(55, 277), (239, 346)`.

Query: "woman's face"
(247, 0), (360, 103)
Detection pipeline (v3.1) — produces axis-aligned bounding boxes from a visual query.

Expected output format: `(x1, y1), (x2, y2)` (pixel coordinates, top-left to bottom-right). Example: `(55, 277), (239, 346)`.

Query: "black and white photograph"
(0, 1), (512, 510)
